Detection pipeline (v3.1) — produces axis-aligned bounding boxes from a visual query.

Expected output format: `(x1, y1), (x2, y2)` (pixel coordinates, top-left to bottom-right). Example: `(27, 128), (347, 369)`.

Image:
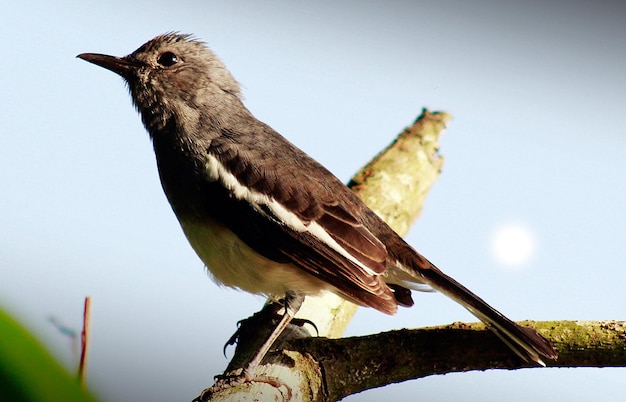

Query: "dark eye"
(157, 51), (178, 67)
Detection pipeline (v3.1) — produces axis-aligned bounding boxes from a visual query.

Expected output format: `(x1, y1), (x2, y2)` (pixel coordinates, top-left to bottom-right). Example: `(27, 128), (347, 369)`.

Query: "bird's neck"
(142, 90), (264, 220)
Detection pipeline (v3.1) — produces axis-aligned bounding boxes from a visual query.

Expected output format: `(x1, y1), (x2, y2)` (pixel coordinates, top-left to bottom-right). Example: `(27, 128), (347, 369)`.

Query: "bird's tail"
(413, 262), (557, 366)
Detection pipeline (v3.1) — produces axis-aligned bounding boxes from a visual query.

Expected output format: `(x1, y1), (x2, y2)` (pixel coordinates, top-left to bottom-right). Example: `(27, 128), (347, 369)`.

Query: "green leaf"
(0, 307), (96, 402)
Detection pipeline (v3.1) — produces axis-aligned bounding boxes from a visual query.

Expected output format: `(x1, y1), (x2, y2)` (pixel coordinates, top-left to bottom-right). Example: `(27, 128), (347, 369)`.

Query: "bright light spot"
(491, 223), (536, 268)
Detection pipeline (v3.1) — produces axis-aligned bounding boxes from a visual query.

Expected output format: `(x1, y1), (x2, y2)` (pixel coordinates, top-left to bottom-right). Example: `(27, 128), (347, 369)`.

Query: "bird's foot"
(223, 300), (317, 356)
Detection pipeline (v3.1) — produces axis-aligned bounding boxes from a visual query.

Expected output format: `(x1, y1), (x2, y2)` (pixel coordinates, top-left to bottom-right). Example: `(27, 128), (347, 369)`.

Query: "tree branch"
(196, 110), (626, 401)
(281, 108), (450, 341)
(196, 109), (452, 401)
(200, 319), (626, 401)
(195, 110), (626, 401)
(287, 320), (626, 401)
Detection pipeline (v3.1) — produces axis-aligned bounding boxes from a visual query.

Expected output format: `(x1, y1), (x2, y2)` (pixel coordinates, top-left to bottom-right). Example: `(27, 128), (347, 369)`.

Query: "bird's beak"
(77, 53), (140, 77)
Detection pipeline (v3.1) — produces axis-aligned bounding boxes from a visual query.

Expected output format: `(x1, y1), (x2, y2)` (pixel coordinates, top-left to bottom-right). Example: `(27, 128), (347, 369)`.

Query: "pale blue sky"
(1, 1), (625, 401)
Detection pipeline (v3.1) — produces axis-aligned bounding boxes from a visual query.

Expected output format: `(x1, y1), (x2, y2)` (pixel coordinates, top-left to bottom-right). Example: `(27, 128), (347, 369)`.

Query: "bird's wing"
(207, 128), (400, 313)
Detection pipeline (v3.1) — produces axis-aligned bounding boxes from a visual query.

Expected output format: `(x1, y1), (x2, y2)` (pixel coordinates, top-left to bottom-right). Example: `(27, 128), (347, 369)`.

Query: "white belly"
(180, 216), (328, 297)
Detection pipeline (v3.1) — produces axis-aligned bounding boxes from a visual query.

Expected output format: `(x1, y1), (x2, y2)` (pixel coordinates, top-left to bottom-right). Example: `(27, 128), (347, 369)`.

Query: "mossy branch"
(193, 110), (626, 402)
(289, 320), (626, 401)
(197, 109), (450, 401)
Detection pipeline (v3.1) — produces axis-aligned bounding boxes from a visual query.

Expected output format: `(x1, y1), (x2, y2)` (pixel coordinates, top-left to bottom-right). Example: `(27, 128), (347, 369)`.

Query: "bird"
(77, 33), (557, 379)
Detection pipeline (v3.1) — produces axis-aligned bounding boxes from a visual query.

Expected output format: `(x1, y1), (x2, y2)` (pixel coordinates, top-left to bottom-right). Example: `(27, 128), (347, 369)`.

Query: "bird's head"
(78, 33), (242, 134)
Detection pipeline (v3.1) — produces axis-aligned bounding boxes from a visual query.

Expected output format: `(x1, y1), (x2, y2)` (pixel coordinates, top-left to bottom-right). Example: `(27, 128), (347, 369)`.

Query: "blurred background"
(1, 1), (625, 401)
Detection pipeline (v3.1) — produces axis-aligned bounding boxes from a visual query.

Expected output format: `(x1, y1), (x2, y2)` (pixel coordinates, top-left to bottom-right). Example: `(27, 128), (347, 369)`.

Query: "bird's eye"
(157, 51), (178, 67)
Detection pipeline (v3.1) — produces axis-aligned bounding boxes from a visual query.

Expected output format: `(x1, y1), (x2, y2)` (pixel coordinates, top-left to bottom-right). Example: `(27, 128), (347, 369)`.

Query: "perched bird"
(77, 33), (556, 378)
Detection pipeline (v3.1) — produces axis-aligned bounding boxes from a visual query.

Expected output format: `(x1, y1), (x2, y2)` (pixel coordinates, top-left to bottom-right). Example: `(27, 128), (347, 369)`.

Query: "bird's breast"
(179, 216), (328, 297)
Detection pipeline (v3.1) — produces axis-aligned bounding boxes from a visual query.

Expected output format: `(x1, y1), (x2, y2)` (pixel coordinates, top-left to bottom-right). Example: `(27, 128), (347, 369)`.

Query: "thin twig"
(78, 296), (91, 387)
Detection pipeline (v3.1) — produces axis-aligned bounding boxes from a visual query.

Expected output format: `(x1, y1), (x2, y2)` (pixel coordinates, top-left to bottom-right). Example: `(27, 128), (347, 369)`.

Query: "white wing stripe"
(204, 154), (378, 276)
